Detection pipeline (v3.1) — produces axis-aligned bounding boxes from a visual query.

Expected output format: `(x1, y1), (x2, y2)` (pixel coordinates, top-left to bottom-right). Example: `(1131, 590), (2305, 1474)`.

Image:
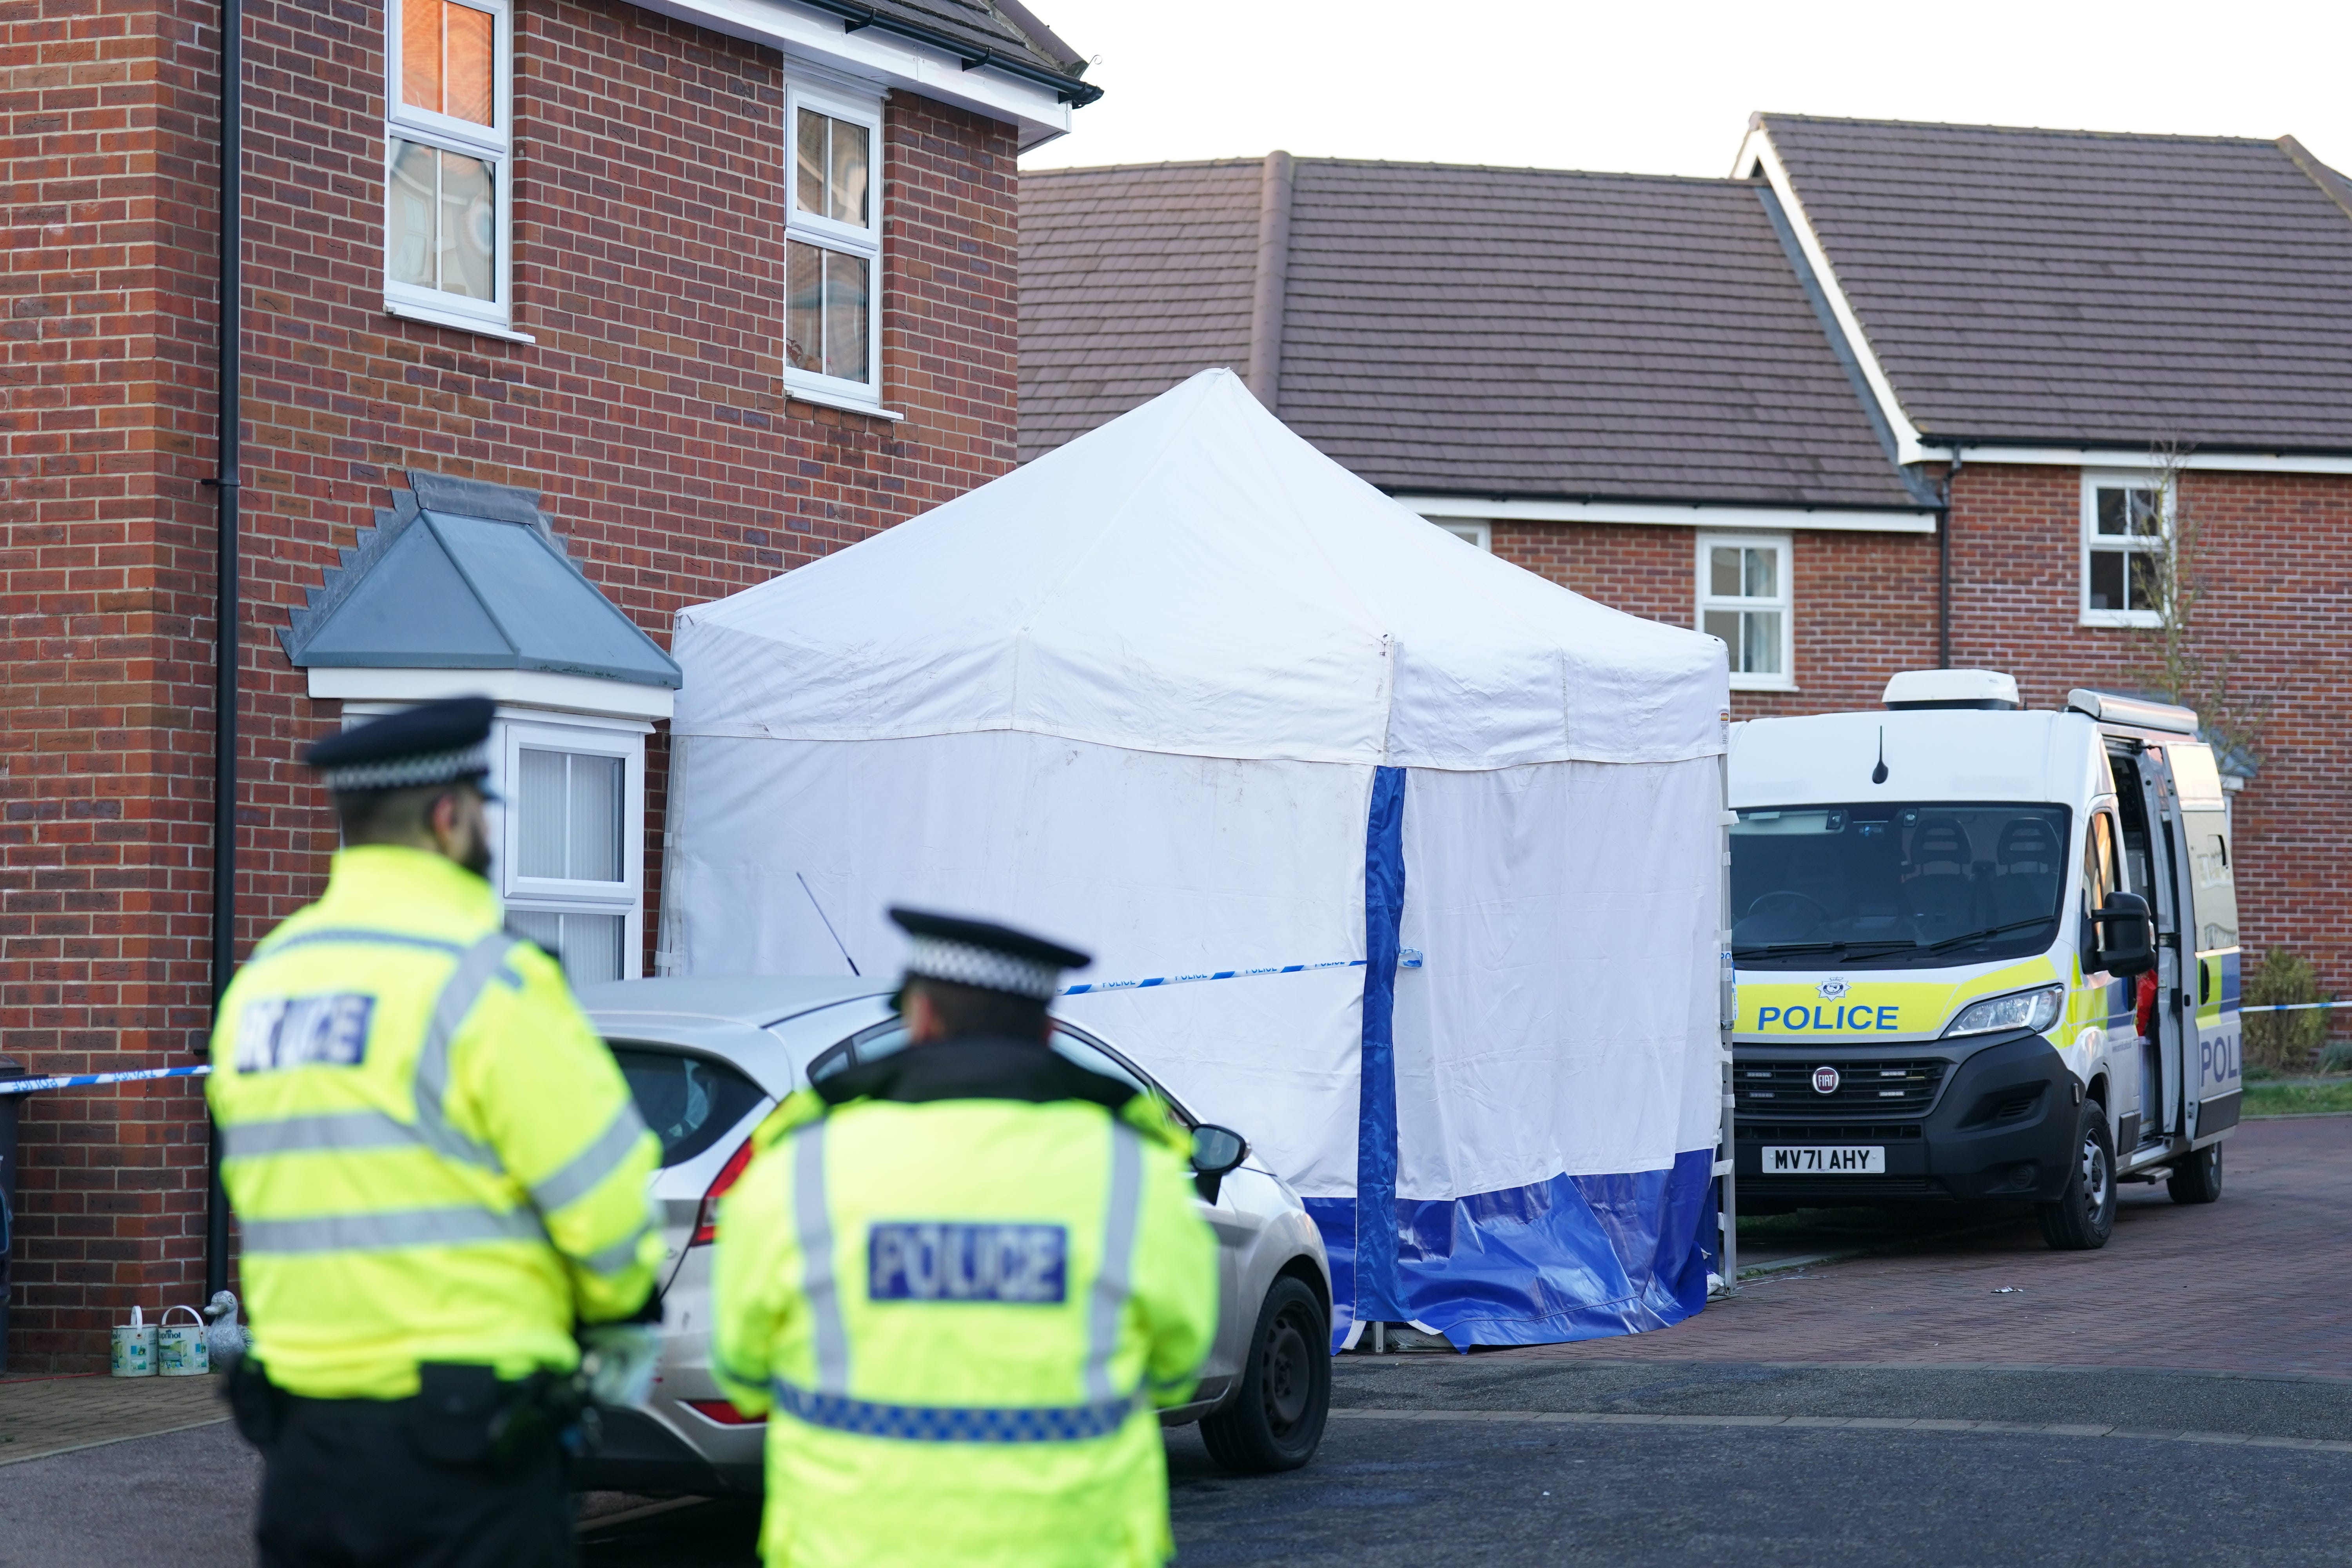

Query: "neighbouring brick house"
(1020, 116), (2352, 1039)
(3, 0), (1093, 1369)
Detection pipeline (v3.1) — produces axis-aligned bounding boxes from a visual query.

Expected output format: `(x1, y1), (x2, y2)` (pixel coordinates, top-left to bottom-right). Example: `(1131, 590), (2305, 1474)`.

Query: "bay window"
(493, 717), (646, 986)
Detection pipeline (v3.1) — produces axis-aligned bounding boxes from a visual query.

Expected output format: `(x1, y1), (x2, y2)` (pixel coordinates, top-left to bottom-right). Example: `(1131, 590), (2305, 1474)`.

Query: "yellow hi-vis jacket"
(207, 845), (663, 1401)
(711, 1037), (1219, 1568)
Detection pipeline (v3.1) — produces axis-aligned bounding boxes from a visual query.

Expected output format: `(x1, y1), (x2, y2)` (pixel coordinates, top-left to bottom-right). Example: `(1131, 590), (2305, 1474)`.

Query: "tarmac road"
(11, 1117), (2346, 1566)
(1166, 1414), (2352, 1567)
(0, 1421), (256, 1568)
(565, 1358), (2352, 1566)
(6, 1359), (2350, 1566)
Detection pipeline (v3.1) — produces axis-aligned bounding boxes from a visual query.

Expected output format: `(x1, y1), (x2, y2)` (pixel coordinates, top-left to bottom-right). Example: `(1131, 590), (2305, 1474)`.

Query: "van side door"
(2165, 743), (2242, 1137)
(2109, 742), (2184, 1141)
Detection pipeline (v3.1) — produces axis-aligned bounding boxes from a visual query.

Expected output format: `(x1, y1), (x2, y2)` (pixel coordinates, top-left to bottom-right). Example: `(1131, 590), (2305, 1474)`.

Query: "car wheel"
(2167, 1142), (2223, 1205)
(2038, 1100), (2116, 1250)
(1200, 1275), (1329, 1474)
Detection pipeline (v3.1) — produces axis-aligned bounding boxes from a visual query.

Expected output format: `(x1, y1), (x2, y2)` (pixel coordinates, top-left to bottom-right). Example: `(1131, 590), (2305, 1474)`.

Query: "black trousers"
(254, 1394), (575, 1568)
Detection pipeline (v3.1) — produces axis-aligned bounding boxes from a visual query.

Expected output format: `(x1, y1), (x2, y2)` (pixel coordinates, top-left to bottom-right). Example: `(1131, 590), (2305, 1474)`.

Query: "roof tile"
(1020, 158), (1920, 509)
(1760, 115), (2352, 448)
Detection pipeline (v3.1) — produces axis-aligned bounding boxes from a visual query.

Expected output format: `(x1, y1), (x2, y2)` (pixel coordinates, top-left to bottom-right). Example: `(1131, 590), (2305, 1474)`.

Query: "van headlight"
(1943, 984), (2065, 1038)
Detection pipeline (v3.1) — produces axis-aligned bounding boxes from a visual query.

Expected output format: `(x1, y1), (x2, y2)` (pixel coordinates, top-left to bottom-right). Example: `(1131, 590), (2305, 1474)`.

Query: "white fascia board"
(1920, 444), (2352, 476)
(1733, 123), (1929, 466)
(308, 666), (677, 721)
(627, 0), (1073, 147)
(1399, 494), (1937, 535)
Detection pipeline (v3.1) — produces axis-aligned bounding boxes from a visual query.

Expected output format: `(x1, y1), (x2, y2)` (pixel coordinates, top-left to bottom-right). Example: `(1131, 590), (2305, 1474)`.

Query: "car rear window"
(610, 1045), (767, 1167)
(804, 1020), (1182, 1122)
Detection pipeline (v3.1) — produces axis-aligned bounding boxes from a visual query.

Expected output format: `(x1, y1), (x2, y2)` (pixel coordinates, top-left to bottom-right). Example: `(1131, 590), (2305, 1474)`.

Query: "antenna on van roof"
(1871, 728), (1889, 785)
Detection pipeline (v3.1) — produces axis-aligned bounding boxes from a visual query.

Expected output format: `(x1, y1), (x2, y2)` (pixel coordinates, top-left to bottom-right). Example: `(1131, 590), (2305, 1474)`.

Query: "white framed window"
(490, 715), (647, 987)
(385, 0), (516, 336)
(784, 83), (884, 404)
(2080, 470), (2168, 628)
(1696, 533), (1793, 691)
(1426, 518), (1492, 551)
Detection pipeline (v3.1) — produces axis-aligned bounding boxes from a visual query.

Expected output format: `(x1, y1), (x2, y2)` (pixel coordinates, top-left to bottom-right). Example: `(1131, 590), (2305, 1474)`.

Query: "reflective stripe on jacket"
(711, 1044), (1218, 1568)
(207, 846), (663, 1400)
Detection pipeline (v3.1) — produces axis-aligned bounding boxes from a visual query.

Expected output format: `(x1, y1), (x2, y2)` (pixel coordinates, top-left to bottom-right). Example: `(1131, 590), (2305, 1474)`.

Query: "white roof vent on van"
(2064, 689), (2200, 735)
(1882, 669), (2021, 711)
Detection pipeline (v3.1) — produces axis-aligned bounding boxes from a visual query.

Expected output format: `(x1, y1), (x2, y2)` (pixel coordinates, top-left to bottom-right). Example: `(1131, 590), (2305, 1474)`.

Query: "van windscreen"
(1731, 802), (2072, 970)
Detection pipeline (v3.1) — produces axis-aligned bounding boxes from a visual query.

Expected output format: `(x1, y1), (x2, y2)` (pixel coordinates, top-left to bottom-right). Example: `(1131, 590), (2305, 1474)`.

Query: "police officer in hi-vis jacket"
(711, 908), (1219, 1568)
(208, 697), (664, 1567)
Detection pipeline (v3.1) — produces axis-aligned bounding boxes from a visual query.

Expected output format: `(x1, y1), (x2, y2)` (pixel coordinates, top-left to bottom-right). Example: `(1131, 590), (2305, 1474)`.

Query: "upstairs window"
(1697, 534), (1793, 691)
(386, 0), (514, 335)
(2081, 472), (2167, 628)
(784, 87), (883, 403)
(1426, 518), (1492, 551)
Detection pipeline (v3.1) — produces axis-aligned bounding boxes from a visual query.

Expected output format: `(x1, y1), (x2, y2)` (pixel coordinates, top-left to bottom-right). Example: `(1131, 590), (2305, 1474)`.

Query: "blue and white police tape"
(2239, 1000), (2352, 1014)
(1058, 949), (1423, 997)
(0, 1064), (212, 1097)
(0, 962), (1431, 1088)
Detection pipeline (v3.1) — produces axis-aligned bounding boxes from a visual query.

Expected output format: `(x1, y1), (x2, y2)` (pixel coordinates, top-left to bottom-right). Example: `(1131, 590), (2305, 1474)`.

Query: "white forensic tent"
(663, 369), (1731, 1347)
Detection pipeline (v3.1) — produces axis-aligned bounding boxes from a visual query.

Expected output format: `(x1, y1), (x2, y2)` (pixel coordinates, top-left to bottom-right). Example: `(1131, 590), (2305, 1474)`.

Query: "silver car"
(570, 976), (1333, 1494)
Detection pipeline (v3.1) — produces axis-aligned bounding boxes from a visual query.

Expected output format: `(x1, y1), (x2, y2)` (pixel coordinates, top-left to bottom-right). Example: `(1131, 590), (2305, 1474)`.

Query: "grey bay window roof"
(1020, 156), (1926, 511)
(1755, 114), (2352, 452)
(280, 473), (682, 689)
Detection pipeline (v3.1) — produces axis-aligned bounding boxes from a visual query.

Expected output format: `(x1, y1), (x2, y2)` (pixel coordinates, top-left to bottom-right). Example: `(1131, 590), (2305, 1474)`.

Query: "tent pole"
(1717, 746), (1738, 1292)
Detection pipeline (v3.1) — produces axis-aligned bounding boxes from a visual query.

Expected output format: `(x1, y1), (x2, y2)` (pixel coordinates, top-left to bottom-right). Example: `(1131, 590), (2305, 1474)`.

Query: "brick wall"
(2, 0), (225, 1371)
(1492, 519), (1938, 716)
(1944, 463), (2352, 1017)
(3, 0), (1022, 1368)
(1494, 467), (2350, 1025)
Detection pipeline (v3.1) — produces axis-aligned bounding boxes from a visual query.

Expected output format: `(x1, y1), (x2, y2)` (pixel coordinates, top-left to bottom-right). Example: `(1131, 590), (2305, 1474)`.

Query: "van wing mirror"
(2091, 892), (2157, 976)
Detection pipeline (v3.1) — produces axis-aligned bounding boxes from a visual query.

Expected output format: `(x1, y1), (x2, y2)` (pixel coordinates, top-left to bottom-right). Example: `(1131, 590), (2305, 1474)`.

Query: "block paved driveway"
(1494, 1113), (2350, 1377)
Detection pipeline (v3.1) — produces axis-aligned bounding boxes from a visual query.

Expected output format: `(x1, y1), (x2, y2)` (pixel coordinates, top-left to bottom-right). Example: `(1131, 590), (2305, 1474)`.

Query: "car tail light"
(684, 1398), (766, 1426)
(691, 1137), (756, 1246)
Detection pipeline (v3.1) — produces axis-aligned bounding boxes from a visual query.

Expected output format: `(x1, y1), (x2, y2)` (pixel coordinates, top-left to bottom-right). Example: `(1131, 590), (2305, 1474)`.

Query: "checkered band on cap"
(321, 741), (490, 794)
(903, 934), (1063, 1000)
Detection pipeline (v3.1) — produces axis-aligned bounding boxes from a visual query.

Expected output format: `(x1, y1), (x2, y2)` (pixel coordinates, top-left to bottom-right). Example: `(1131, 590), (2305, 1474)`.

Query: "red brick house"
(2, 0), (1093, 1368)
(1020, 117), (2352, 1040)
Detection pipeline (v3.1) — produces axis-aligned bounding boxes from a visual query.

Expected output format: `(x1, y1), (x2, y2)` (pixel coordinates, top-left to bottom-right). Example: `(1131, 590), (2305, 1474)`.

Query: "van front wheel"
(2038, 1103), (2116, 1250)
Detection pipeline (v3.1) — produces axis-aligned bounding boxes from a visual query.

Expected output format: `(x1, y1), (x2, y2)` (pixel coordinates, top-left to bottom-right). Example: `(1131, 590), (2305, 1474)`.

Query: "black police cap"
(306, 696), (497, 795)
(888, 907), (1091, 1001)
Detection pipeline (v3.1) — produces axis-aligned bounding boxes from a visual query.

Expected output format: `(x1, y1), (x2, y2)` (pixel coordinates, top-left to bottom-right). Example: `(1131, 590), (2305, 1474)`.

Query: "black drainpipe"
(203, 0), (243, 1302)
(1936, 446), (1963, 669)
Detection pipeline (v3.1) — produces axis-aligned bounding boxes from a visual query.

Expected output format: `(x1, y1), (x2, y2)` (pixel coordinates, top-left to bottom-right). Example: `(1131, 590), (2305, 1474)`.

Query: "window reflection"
(401, 0), (495, 126)
(388, 139), (495, 300)
(796, 107), (869, 226)
(786, 240), (869, 383)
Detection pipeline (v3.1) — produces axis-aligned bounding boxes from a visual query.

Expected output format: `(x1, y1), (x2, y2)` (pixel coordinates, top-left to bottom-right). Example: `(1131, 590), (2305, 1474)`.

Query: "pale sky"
(1020, 0), (2352, 180)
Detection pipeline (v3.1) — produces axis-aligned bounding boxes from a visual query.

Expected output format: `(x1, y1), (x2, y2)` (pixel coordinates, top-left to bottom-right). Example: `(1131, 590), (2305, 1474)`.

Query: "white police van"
(1727, 670), (2242, 1249)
